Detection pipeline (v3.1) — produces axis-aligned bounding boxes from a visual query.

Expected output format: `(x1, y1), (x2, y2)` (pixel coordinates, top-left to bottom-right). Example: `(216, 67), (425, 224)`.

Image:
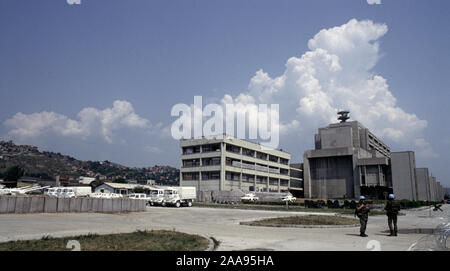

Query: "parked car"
(128, 193), (150, 202)
(90, 192), (123, 199)
(241, 193), (259, 203)
(281, 194), (296, 203)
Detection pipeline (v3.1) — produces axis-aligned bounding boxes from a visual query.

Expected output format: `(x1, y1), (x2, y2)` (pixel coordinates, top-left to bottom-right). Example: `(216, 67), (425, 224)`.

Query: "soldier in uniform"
(384, 193), (400, 236)
(355, 196), (370, 237)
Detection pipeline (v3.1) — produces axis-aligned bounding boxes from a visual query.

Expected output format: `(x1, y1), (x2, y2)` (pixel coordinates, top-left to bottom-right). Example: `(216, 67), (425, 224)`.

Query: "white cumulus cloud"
(367, 0), (382, 5)
(4, 100), (151, 143)
(220, 18), (434, 158)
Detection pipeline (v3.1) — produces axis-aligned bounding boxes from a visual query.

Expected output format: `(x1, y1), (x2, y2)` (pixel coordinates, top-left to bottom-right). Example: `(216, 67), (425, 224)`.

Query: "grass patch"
(193, 202), (386, 216)
(0, 230), (210, 251)
(252, 215), (359, 226)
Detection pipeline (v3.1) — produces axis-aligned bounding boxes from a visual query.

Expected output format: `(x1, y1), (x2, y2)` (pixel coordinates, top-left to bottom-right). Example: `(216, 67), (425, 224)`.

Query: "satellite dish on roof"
(337, 111), (350, 123)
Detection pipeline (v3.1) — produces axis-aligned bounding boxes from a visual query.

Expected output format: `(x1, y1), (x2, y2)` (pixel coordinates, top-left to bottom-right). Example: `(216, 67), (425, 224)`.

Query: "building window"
(182, 172), (199, 181)
(269, 155), (279, 163)
(202, 157), (220, 166)
(226, 144), (240, 154)
(202, 144), (221, 153)
(183, 146), (200, 155)
(269, 178), (279, 186)
(256, 176), (267, 184)
(280, 158), (289, 165)
(202, 171), (220, 180)
(256, 152), (267, 160)
(242, 148), (255, 157)
(226, 171), (240, 181)
(242, 174), (255, 183)
(183, 159), (200, 167)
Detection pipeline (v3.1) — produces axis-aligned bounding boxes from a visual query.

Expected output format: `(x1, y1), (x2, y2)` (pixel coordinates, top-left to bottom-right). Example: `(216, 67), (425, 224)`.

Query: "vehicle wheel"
(175, 201), (181, 208)
(188, 201), (192, 207)
(150, 202), (154, 206)
(161, 202), (166, 207)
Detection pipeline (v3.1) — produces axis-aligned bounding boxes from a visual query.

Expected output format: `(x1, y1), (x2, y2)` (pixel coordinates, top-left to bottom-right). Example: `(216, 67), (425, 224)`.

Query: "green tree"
(113, 177), (126, 184)
(3, 165), (24, 188)
(4, 165), (24, 182)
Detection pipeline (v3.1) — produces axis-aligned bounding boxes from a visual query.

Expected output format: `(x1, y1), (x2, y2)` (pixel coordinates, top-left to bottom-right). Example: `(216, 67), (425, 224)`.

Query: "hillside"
(0, 140), (179, 185)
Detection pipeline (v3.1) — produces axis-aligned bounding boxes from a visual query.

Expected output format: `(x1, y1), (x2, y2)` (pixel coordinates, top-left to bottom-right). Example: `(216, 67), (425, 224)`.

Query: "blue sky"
(0, 0), (449, 186)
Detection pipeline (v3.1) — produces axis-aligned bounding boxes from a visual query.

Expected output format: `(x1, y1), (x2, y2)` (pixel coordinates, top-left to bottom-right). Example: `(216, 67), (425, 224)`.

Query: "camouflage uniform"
(355, 201), (370, 236)
(385, 200), (401, 236)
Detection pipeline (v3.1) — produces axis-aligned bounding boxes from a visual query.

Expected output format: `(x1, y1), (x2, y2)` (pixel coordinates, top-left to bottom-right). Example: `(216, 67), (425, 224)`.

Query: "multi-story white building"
(180, 135), (292, 192)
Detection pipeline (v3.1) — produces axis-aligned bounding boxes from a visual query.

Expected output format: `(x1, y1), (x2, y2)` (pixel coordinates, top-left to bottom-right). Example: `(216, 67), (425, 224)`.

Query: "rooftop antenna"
(337, 110), (350, 123)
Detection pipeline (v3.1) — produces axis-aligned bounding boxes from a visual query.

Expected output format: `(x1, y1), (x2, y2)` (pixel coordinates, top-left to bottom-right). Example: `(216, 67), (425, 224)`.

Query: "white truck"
(161, 186), (196, 208)
(149, 188), (165, 206)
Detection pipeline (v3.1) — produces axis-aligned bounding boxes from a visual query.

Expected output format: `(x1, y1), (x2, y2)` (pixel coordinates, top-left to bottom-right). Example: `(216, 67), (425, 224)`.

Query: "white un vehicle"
(161, 186), (196, 208)
(149, 188), (165, 206)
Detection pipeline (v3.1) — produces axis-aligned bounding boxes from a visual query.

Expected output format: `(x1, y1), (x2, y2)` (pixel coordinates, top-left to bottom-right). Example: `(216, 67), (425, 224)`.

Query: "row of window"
(225, 158), (289, 175)
(183, 143), (289, 165)
(183, 157), (289, 176)
(182, 171), (289, 187)
(182, 144), (221, 155)
(182, 157), (221, 167)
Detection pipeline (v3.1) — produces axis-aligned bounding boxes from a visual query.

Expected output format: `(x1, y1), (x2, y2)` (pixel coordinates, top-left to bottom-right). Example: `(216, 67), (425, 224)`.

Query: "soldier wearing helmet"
(355, 195), (370, 237)
(384, 193), (401, 236)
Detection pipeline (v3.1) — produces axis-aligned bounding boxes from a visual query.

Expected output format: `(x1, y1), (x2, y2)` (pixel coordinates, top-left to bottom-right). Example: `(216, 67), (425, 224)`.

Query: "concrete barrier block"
(0, 196), (8, 213)
(121, 199), (129, 212)
(30, 197), (45, 213)
(44, 197), (57, 213)
(81, 198), (92, 212)
(92, 198), (102, 212)
(7, 197), (16, 213)
(102, 199), (113, 213)
(139, 200), (146, 211)
(69, 198), (82, 212)
(14, 197), (25, 214)
(57, 198), (70, 212)
(112, 199), (121, 212)
(130, 199), (137, 212)
(22, 197), (32, 213)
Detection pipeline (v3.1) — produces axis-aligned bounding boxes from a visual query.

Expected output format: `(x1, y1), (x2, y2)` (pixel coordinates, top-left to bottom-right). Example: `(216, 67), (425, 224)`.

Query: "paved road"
(0, 204), (448, 251)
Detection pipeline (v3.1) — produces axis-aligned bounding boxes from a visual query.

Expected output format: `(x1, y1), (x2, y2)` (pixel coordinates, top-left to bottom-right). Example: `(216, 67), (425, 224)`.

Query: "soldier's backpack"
(391, 201), (401, 213)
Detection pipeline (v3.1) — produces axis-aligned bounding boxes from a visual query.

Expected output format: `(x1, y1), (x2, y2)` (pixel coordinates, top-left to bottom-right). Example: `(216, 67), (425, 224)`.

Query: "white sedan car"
(241, 193), (259, 202)
(281, 194), (296, 203)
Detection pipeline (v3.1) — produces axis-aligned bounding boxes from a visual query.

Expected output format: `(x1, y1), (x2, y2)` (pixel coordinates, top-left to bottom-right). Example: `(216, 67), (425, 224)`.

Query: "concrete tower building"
(303, 112), (392, 199)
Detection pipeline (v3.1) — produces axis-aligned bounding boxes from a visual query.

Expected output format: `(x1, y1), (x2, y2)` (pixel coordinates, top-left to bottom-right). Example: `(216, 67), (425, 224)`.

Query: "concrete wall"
(429, 176), (437, 201)
(391, 152), (417, 200)
(0, 196), (146, 214)
(319, 126), (353, 149)
(415, 168), (430, 201)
